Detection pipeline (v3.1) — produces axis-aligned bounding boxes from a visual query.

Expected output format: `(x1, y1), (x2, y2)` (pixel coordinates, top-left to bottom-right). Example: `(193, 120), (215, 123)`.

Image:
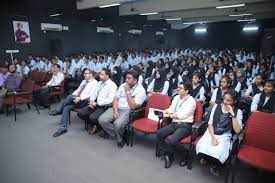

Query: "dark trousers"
(77, 105), (107, 126)
(57, 94), (87, 129)
(156, 122), (192, 155)
(33, 86), (58, 107)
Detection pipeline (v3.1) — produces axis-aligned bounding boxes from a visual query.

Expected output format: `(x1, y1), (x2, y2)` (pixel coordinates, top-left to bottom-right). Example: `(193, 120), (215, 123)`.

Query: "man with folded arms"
(49, 69), (98, 137)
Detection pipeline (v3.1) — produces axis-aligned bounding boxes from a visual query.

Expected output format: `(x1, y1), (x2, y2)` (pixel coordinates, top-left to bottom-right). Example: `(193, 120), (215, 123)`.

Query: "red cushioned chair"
(225, 112), (275, 183)
(163, 101), (204, 169)
(4, 79), (40, 121)
(129, 94), (171, 150)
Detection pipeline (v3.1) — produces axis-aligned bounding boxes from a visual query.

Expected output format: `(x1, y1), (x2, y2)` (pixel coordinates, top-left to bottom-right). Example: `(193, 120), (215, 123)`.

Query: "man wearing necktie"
(49, 69), (98, 137)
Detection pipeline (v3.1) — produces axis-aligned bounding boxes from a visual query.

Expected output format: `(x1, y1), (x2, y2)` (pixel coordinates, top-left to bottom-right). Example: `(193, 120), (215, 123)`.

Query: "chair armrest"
(12, 91), (32, 96)
(192, 120), (207, 130)
(129, 107), (146, 123)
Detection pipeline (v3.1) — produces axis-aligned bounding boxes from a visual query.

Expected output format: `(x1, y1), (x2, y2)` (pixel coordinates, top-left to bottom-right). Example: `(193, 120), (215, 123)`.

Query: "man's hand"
(42, 85), (48, 89)
(124, 83), (130, 93)
(113, 110), (119, 119)
(73, 97), (81, 104)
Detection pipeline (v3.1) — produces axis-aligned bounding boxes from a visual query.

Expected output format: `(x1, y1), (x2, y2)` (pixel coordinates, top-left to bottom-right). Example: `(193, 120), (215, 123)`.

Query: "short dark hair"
(102, 68), (111, 76)
(126, 69), (139, 80)
(83, 68), (94, 75)
(53, 64), (61, 69)
(265, 79), (275, 89)
(179, 82), (192, 94)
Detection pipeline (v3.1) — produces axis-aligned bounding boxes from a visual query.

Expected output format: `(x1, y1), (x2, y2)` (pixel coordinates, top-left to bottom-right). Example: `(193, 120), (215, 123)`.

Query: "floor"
(0, 102), (274, 183)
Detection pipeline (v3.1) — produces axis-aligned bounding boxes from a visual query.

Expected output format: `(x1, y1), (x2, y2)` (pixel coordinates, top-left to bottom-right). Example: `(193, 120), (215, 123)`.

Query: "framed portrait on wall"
(13, 21), (31, 43)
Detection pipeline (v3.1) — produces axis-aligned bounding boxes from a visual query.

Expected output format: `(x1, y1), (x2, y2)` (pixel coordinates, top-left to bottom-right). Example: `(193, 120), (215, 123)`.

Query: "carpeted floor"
(0, 102), (274, 183)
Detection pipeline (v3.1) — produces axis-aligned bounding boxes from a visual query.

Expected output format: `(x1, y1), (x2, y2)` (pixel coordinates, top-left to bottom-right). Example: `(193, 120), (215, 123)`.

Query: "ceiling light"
(99, 3), (120, 8)
(237, 19), (256, 22)
(195, 28), (207, 33)
(243, 26), (259, 31)
(216, 4), (245, 9)
(140, 12), (158, 16)
(229, 13), (252, 17)
(165, 18), (181, 21)
(50, 13), (62, 17)
(183, 22), (205, 25)
(91, 19), (96, 22)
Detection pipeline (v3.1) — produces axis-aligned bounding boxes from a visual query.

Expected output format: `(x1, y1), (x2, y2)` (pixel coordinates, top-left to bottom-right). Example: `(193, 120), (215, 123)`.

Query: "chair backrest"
(194, 101), (203, 124)
(21, 79), (34, 92)
(145, 94), (171, 117)
(30, 70), (47, 81)
(243, 112), (275, 153)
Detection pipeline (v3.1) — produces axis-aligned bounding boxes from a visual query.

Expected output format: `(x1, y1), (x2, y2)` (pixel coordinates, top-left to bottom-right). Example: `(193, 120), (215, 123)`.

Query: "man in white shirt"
(49, 69), (98, 137)
(78, 68), (117, 134)
(98, 69), (146, 148)
(33, 64), (64, 109)
(156, 82), (196, 168)
(19, 60), (30, 78)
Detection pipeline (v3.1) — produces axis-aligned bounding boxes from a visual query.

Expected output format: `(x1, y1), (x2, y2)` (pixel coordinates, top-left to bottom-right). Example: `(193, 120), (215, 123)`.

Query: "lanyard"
(174, 95), (190, 113)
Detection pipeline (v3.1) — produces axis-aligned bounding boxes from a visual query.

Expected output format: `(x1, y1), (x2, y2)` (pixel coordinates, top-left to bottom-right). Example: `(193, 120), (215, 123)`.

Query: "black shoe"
(98, 131), (109, 139)
(117, 141), (124, 149)
(179, 159), (188, 167)
(52, 128), (68, 137)
(164, 154), (173, 169)
(49, 110), (61, 116)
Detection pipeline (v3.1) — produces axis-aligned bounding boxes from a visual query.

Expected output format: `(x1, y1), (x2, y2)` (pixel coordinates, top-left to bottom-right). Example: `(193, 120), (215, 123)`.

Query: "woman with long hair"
(147, 69), (169, 97)
(209, 75), (231, 106)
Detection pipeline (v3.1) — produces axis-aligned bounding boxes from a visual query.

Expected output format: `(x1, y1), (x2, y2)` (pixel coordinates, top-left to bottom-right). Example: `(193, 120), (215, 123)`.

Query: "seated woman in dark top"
(190, 72), (205, 103)
(147, 69), (169, 97)
(228, 71), (241, 93)
(244, 73), (264, 98)
(210, 75), (231, 106)
(196, 90), (243, 176)
(251, 80), (275, 113)
(111, 66), (122, 87)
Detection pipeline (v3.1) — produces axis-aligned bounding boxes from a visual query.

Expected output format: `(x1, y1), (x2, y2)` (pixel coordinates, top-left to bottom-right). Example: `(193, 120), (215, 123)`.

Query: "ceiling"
(77, 0), (275, 29)
(2, 0), (275, 30)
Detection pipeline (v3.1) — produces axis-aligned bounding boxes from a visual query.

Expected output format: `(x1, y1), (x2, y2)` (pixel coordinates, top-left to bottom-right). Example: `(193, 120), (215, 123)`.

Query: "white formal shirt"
(90, 79), (117, 106)
(116, 83), (146, 110)
(166, 94), (196, 123)
(73, 78), (98, 101)
(47, 72), (64, 87)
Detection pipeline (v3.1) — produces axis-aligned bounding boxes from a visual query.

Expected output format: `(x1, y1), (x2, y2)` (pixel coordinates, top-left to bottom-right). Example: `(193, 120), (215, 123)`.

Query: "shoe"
(210, 166), (220, 176)
(199, 158), (207, 165)
(98, 131), (109, 139)
(48, 110), (61, 116)
(117, 141), (124, 149)
(179, 159), (188, 167)
(164, 154), (173, 168)
(39, 106), (49, 109)
(52, 128), (68, 137)
(90, 125), (98, 134)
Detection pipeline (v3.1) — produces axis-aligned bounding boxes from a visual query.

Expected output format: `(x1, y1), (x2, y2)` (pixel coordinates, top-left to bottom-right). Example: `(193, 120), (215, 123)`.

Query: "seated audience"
(210, 75), (231, 106)
(156, 82), (196, 168)
(190, 72), (205, 103)
(196, 90), (242, 176)
(251, 80), (275, 113)
(33, 64), (64, 109)
(98, 69), (146, 148)
(147, 68), (169, 97)
(0, 64), (22, 113)
(77, 68), (117, 134)
(49, 69), (98, 137)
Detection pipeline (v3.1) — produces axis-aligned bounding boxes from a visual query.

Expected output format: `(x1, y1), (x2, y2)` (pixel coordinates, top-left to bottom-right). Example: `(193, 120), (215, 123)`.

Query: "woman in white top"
(147, 69), (169, 97)
(228, 71), (241, 93)
(196, 90), (243, 176)
(190, 72), (205, 103)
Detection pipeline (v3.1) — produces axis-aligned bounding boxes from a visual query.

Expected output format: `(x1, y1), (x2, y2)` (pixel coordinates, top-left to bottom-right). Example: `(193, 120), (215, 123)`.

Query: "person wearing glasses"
(49, 69), (98, 137)
(156, 82), (196, 168)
